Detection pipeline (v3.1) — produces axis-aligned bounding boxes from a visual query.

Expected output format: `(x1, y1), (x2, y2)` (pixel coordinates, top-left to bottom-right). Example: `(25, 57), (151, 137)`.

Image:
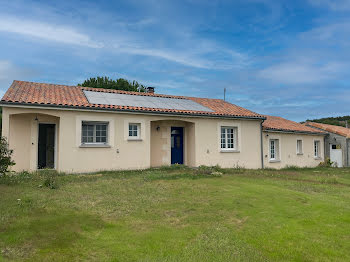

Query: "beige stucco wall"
(2, 106), (264, 173)
(150, 120), (196, 167)
(4, 111), (60, 172)
(193, 118), (263, 168)
(263, 131), (325, 168)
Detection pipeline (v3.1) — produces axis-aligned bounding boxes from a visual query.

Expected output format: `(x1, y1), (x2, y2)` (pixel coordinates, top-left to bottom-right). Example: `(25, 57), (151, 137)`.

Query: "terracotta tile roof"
(0, 80), (264, 119)
(305, 122), (350, 138)
(263, 115), (325, 134)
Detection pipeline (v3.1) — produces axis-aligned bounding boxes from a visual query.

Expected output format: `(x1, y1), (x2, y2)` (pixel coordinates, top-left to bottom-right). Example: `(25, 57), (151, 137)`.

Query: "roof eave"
(0, 101), (266, 120)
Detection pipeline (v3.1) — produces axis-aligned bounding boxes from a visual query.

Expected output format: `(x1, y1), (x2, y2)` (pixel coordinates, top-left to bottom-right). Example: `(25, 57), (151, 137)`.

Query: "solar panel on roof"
(83, 90), (213, 112)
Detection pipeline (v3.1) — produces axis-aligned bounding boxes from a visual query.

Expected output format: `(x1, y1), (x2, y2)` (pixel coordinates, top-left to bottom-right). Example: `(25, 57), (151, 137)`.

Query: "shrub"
(41, 170), (60, 189)
(44, 176), (59, 189)
(318, 158), (333, 167)
(0, 136), (15, 175)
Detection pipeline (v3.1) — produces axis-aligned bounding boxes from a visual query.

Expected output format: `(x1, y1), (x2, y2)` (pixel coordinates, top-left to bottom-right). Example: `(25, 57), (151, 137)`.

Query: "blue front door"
(171, 127), (184, 164)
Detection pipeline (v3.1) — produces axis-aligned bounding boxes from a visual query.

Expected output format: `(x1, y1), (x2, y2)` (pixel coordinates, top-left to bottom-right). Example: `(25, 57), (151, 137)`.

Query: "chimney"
(147, 86), (155, 93)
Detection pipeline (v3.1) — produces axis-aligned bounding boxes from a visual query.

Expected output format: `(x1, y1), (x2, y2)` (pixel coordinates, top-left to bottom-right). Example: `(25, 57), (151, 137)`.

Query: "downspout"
(260, 120), (264, 169)
(347, 138), (350, 167)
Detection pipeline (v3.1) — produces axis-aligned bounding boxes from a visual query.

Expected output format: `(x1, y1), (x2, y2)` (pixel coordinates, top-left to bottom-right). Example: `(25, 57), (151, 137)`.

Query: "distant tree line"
(306, 116), (350, 127)
(78, 76), (146, 92)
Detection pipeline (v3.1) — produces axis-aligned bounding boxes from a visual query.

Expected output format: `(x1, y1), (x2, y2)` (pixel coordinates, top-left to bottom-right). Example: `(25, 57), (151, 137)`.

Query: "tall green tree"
(78, 77), (146, 92)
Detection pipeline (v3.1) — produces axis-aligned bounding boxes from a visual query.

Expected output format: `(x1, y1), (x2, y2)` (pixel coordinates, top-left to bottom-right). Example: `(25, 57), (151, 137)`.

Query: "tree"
(0, 137), (15, 175)
(305, 116), (350, 127)
(78, 76), (146, 92)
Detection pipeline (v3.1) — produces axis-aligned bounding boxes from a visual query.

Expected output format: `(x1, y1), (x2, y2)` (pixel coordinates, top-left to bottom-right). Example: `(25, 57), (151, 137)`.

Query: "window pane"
(221, 127), (237, 149)
(82, 122), (108, 144)
(129, 124), (140, 137)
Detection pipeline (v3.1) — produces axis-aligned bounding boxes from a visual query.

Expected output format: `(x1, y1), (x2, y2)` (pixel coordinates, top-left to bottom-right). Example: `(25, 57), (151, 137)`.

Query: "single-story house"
(0, 80), (326, 173)
(305, 122), (350, 167)
(262, 116), (326, 168)
(1, 80), (268, 173)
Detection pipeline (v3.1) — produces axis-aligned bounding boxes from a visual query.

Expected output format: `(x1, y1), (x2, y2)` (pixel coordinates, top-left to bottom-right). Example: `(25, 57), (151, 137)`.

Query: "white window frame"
(81, 121), (109, 145)
(128, 123), (141, 140)
(296, 139), (303, 155)
(269, 139), (280, 161)
(314, 140), (321, 158)
(220, 126), (237, 151)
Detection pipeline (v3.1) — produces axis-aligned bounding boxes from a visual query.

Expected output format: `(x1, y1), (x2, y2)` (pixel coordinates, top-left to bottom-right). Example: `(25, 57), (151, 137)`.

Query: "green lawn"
(0, 166), (350, 261)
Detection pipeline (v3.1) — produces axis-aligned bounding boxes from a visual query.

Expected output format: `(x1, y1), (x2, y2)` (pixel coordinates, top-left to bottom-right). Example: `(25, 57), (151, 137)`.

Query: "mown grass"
(0, 166), (350, 261)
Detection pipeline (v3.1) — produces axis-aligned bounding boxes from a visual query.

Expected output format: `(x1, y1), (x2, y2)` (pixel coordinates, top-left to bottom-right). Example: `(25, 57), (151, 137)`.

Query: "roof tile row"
(0, 80), (327, 135)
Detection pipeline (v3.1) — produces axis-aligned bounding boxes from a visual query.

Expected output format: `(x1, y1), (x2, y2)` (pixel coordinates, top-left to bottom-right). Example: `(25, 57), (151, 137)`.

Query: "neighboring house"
(305, 122), (350, 167)
(1, 81), (266, 173)
(262, 116), (326, 168)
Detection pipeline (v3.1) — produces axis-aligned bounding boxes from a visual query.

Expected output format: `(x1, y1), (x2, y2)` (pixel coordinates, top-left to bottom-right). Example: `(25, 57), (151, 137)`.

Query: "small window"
(297, 139), (303, 154)
(82, 121), (108, 144)
(270, 139), (280, 161)
(314, 140), (321, 158)
(129, 123), (141, 139)
(220, 127), (237, 150)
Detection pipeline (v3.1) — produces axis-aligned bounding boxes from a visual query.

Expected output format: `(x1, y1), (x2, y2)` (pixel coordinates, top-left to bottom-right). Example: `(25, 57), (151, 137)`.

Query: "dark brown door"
(38, 124), (55, 169)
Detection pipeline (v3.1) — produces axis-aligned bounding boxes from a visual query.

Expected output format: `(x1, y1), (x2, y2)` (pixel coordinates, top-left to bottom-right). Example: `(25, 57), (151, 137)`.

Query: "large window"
(314, 140), (320, 158)
(297, 139), (303, 154)
(128, 123), (141, 139)
(82, 121), (108, 144)
(269, 139), (280, 161)
(220, 127), (237, 150)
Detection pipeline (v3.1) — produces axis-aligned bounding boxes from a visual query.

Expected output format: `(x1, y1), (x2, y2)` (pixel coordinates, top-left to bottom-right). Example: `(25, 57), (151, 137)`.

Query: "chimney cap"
(147, 86), (155, 93)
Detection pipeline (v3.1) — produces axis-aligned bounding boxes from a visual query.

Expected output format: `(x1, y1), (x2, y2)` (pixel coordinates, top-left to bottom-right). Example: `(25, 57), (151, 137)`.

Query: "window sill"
(127, 138), (143, 141)
(314, 157), (322, 160)
(220, 149), (240, 153)
(269, 159), (281, 163)
(297, 153), (304, 155)
(80, 144), (111, 148)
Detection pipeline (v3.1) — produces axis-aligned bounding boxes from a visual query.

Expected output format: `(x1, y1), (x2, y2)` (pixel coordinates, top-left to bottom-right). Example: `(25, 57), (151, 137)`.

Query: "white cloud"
(308, 0), (350, 10)
(0, 16), (103, 48)
(258, 61), (345, 84)
(0, 15), (247, 69)
(114, 45), (212, 69)
(0, 60), (36, 96)
(0, 61), (14, 80)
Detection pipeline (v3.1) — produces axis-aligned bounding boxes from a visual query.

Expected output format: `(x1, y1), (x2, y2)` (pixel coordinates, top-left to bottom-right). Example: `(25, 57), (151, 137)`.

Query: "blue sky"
(0, 0), (349, 121)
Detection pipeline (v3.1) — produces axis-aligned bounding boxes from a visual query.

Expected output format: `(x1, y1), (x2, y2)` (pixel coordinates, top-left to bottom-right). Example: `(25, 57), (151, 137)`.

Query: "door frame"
(171, 126), (184, 165)
(37, 122), (57, 170)
(330, 144), (343, 167)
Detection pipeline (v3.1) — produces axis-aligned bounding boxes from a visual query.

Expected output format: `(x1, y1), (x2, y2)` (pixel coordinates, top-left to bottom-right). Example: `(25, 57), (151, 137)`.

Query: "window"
(314, 140), (320, 158)
(82, 122), (108, 144)
(269, 139), (280, 161)
(221, 127), (237, 150)
(297, 139), (303, 154)
(128, 123), (140, 139)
